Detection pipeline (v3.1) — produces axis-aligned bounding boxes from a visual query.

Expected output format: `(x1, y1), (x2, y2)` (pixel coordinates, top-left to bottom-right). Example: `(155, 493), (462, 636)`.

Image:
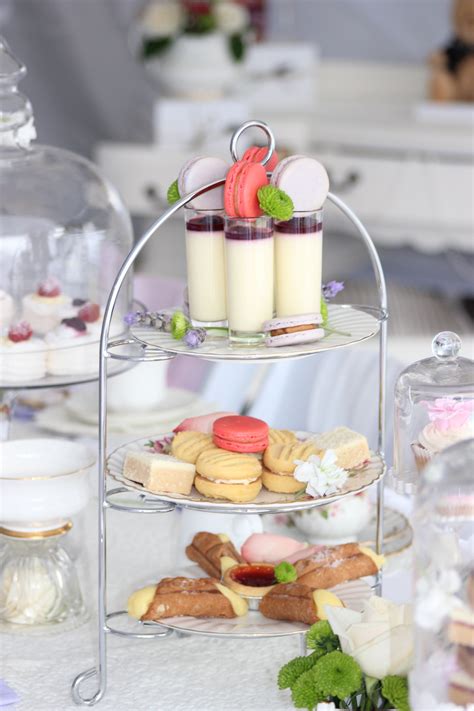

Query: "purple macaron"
(263, 313), (325, 347)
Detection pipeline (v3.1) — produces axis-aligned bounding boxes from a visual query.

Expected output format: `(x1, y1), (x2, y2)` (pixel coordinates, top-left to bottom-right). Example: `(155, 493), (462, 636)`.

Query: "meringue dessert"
(0, 322), (46, 383)
(22, 278), (72, 335)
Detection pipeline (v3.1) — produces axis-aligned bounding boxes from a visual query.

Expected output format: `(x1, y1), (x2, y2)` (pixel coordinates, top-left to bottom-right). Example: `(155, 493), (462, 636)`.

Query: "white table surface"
(1, 423), (413, 711)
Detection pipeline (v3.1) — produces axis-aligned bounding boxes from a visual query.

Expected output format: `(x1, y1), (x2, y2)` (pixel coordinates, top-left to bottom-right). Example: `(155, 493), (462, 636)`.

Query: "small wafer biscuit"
(196, 448), (262, 481)
(194, 475), (262, 502)
(262, 468), (305, 494)
(171, 431), (216, 464)
(268, 429), (297, 446)
(263, 440), (320, 474)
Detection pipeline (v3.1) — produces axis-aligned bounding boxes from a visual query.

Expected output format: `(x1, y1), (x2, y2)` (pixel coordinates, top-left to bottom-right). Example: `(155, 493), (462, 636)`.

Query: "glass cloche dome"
(411, 438), (474, 710)
(0, 37), (133, 386)
(393, 331), (474, 494)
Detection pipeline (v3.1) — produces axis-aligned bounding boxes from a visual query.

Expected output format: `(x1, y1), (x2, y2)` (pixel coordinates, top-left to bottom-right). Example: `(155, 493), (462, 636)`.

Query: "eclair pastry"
(294, 544), (384, 588)
(128, 576), (248, 621)
(258, 583), (346, 625)
(186, 531), (243, 578)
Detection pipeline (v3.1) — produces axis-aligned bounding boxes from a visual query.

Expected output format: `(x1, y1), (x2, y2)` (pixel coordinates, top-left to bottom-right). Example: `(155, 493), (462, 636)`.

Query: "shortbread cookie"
(268, 429), (297, 446)
(194, 475), (262, 503)
(196, 448), (262, 481)
(263, 440), (320, 475)
(123, 451), (195, 495)
(262, 468), (305, 494)
(309, 427), (370, 469)
(171, 431), (215, 464)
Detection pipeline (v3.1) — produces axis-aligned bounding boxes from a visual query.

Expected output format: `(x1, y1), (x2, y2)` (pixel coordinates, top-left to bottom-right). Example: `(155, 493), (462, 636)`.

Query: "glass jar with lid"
(411, 438), (474, 710)
(0, 38), (133, 386)
(393, 331), (474, 493)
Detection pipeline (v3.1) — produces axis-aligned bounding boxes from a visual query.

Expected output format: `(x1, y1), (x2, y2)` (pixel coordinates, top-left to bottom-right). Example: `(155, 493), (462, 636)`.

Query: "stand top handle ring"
(230, 120), (276, 166)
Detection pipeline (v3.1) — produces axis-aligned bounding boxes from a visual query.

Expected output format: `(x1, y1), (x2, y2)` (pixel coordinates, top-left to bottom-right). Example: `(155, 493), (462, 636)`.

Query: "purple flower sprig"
(322, 280), (345, 300)
(183, 328), (206, 348)
(146, 437), (173, 454)
(124, 310), (172, 331)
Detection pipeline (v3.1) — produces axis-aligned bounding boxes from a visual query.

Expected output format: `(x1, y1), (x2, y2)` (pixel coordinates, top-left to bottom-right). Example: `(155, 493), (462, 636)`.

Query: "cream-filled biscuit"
(196, 448), (262, 482)
(268, 429), (297, 446)
(262, 468), (305, 494)
(194, 475), (262, 503)
(263, 440), (320, 475)
(171, 431), (216, 464)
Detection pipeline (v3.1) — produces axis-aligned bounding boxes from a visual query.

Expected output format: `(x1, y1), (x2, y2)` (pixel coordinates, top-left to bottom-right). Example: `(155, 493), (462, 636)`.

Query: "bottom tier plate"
(139, 565), (373, 639)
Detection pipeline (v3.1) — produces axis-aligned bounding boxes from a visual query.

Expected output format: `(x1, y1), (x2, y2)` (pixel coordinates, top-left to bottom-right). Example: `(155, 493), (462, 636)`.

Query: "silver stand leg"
(299, 633), (307, 657)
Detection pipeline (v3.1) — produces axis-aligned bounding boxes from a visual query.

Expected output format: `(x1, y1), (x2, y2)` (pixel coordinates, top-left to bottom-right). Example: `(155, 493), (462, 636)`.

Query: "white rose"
(326, 597), (414, 680)
(141, 1), (183, 37)
(215, 2), (249, 34)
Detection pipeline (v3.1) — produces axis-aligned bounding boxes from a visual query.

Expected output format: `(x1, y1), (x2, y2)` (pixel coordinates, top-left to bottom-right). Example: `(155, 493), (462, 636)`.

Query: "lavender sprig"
(183, 328), (206, 348)
(322, 280), (344, 300)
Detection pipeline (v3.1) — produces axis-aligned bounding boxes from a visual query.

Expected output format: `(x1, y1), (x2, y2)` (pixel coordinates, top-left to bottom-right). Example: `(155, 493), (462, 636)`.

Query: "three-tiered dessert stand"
(71, 121), (388, 706)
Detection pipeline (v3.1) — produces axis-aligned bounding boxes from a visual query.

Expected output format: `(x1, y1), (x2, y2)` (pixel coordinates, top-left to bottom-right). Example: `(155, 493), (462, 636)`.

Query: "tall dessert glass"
(225, 216), (274, 344)
(274, 210), (323, 317)
(184, 207), (227, 327)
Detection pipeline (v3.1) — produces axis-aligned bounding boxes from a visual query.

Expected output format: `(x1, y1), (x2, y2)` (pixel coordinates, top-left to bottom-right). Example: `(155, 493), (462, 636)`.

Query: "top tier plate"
(131, 304), (383, 363)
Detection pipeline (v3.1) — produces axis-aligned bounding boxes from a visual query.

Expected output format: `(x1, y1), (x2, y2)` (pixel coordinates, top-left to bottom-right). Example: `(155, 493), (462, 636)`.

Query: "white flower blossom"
(141, 1), (183, 37)
(294, 450), (348, 498)
(316, 703), (336, 711)
(215, 2), (249, 34)
(415, 571), (462, 632)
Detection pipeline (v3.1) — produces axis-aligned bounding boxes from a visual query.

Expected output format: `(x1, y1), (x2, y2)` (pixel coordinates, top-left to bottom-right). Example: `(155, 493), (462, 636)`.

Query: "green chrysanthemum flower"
(306, 620), (340, 655)
(291, 667), (327, 710)
(258, 185), (294, 221)
(274, 561), (297, 584)
(167, 179), (180, 205)
(381, 675), (411, 711)
(170, 310), (189, 340)
(320, 297), (328, 325)
(277, 653), (319, 690)
(312, 651), (362, 700)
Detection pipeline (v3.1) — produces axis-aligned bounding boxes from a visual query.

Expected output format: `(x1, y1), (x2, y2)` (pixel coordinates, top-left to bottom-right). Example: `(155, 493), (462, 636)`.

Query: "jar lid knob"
(432, 331), (462, 361)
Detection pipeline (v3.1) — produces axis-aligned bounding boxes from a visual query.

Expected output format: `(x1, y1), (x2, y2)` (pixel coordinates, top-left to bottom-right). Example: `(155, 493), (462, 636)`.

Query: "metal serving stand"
(71, 121), (388, 706)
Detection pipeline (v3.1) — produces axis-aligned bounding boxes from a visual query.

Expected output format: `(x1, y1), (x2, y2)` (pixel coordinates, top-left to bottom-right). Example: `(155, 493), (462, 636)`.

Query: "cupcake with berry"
(22, 278), (72, 335)
(412, 397), (474, 471)
(45, 301), (103, 375)
(0, 322), (47, 383)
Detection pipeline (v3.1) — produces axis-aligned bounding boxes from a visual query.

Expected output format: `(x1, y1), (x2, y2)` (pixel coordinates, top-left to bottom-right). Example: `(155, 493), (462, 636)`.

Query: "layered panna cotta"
(185, 210), (227, 325)
(0, 322), (47, 382)
(22, 278), (73, 335)
(274, 212), (322, 317)
(225, 218), (274, 342)
(0, 290), (14, 331)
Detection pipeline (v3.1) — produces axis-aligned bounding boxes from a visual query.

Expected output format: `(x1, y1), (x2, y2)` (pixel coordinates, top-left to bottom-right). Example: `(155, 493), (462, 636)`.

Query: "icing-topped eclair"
(295, 544), (384, 588)
(259, 583), (343, 625)
(186, 531), (243, 578)
(128, 576), (248, 621)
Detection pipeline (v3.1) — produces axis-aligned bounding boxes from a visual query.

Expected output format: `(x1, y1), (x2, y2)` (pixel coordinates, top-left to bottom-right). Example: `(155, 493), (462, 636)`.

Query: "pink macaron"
(263, 313), (324, 347)
(213, 415), (269, 452)
(271, 155), (329, 211)
(224, 160), (268, 218)
(178, 156), (229, 210)
(242, 145), (280, 172)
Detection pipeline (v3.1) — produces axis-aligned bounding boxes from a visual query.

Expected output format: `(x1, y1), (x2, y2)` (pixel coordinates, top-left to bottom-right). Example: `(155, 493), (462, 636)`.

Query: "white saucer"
(137, 564), (373, 639)
(66, 387), (202, 427)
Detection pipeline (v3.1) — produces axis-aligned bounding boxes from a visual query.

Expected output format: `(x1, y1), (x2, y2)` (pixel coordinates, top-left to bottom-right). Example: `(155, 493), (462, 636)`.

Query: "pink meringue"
(241, 533), (309, 564)
(173, 411), (236, 434)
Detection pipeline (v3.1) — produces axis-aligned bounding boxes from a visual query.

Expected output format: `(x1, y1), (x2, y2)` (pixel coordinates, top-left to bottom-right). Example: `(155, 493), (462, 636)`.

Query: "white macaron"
(178, 156), (229, 210)
(271, 155), (329, 211)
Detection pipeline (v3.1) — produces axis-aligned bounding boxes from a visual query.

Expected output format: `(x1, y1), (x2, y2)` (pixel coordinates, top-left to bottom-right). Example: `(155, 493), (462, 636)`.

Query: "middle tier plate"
(130, 304), (383, 363)
(107, 434), (386, 514)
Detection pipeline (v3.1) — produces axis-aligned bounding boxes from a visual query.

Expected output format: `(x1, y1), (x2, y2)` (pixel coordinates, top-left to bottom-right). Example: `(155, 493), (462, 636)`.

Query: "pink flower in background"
(424, 398), (474, 431)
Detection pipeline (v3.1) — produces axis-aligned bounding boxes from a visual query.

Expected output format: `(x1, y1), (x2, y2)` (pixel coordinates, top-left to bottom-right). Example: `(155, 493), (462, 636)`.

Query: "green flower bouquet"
(277, 597), (413, 711)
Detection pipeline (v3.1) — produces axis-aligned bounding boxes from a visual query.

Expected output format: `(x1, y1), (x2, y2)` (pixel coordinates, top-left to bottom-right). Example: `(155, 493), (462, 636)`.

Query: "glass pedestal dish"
(392, 330), (474, 494)
(0, 38), (134, 436)
(0, 438), (94, 632)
